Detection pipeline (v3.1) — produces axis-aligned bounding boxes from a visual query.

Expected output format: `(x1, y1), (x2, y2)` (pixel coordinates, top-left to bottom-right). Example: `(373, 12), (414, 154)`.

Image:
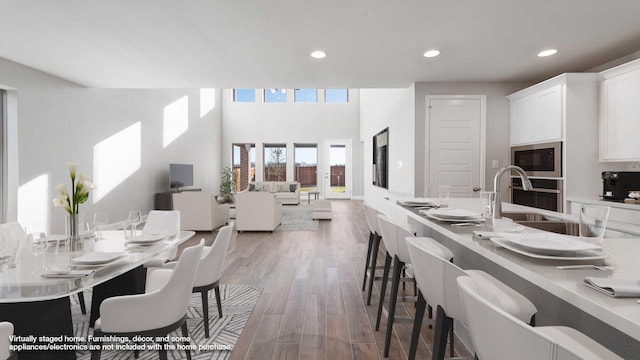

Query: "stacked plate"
(421, 208), (483, 223)
(491, 232), (607, 261)
(126, 234), (166, 245)
(398, 198), (438, 207)
(72, 252), (124, 266)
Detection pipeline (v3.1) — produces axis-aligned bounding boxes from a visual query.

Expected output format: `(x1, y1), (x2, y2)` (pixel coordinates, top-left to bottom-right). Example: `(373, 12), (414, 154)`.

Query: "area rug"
(73, 284), (262, 359)
(278, 205), (318, 231)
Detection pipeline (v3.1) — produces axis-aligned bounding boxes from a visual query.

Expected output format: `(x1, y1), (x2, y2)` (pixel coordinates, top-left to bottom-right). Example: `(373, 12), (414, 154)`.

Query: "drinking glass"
(479, 191), (496, 218)
(127, 211), (142, 239)
(0, 234), (5, 271)
(26, 232), (48, 273)
(94, 212), (108, 240)
(579, 205), (611, 251)
(438, 185), (451, 207)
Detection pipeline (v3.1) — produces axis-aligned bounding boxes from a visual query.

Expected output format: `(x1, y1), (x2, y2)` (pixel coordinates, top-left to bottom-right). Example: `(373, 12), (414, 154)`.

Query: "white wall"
(0, 57), (222, 233)
(360, 87), (416, 214)
(220, 89), (363, 197)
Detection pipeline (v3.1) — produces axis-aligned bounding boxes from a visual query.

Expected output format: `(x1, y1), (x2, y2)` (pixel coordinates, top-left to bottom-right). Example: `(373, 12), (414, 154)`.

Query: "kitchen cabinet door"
(600, 69), (640, 161)
(509, 95), (534, 145)
(533, 85), (562, 142)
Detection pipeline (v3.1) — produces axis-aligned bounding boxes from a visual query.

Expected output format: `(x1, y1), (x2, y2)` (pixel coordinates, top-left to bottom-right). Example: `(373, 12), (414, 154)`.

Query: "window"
(232, 143), (255, 191)
(233, 89), (256, 102)
(325, 89), (348, 103)
(294, 89), (317, 103)
(264, 144), (287, 181)
(264, 88), (287, 103)
(294, 144), (317, 191)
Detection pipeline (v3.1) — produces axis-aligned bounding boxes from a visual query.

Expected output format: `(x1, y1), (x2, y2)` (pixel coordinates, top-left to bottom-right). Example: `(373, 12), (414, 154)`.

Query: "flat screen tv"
(373, 128), (389, 189)
(170, 163), (193, 190)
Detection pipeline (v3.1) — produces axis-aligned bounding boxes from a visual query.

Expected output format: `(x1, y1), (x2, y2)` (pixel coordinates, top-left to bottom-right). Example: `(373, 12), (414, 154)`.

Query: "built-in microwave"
(510, 141), (562, 178)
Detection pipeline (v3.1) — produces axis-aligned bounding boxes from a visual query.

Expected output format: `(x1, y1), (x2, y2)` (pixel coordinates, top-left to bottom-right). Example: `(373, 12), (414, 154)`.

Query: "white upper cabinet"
(599, 59), (640, 162)
(508, 83), (562, 146)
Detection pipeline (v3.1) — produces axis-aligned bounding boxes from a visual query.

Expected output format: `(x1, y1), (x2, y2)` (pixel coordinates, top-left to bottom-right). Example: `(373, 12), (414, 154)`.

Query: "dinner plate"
(44, 234), (68, 243)
(399, 198), (437, 207)
(421, 208), (483, 222)
(72, 252), (124, 265)
(498, 232), (601, 256)
(490, 238), (608, 261)
(127, 234), (166, 245)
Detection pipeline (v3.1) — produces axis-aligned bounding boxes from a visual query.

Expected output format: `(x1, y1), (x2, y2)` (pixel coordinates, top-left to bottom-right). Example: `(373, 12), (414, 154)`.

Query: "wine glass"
(26, 232), (47, 273)
(93, 212), (109, 240)
(0, 233), (5, 271)
(127, 211), (142, 239)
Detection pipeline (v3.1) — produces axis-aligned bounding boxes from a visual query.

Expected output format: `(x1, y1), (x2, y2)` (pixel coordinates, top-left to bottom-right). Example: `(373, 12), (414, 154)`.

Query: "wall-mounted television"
(373, 128), (389, 189)
(170, 163), (194, 190)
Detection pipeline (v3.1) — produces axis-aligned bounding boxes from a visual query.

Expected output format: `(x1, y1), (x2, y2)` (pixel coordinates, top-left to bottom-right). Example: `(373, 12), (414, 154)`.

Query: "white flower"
(52, 194), (67, 207)
(67, 162), (79, 180)
(54, 182), (67, 195)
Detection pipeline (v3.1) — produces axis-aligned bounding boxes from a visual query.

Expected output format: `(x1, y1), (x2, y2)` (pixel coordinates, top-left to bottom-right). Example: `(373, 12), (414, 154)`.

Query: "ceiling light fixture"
(538, 49), (558, 57)
(311, 50), (326, 59)
(423, 49), (440, 58)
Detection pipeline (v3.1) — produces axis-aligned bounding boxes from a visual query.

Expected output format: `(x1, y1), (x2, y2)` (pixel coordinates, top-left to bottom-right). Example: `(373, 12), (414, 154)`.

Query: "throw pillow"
(249, 184), (255, 191)
(290, 183), (297, 192)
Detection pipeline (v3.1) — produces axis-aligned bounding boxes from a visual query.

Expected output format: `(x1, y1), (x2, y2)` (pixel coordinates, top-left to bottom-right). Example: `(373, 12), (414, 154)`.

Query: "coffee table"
(307, 191), (320, 204)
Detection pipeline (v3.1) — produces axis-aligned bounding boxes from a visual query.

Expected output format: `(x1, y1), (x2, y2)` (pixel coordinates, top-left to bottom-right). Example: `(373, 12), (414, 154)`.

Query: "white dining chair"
(141, 210), (181, 267)
(406, 237), (537, 360)
(163, 223), (234, 338)
(90, 240), (204, 360)
(457, 275), (622, 360)
(0, 321), (14, 360)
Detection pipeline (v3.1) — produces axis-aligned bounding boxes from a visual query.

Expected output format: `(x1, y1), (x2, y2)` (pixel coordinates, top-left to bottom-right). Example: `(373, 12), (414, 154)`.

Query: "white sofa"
(248, 181), (300, 205)
(235, 191), (282, 232)
(172, 192), (230, 231)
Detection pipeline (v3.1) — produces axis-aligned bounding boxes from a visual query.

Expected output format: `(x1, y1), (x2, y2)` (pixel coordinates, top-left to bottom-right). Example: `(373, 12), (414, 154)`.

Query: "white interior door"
(428, 97), (484, 197)
(323, 139), (352, 199)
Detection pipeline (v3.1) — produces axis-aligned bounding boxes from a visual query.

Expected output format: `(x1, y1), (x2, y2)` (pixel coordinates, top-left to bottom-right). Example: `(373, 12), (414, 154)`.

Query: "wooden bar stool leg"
(408, 290), (427, 360)
(367, 234), (381, 305)
(375, 252), (393, 331)
(384, 255), (403, 357)
(362, 232), (375, 291)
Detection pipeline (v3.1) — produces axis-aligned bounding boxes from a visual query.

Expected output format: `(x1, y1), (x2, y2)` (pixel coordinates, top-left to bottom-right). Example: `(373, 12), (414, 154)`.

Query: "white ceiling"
(1, 0), (640, 89)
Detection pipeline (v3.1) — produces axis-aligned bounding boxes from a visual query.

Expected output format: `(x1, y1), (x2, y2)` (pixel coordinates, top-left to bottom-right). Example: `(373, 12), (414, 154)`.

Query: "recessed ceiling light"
(423, 50), (440, 58)
(311, 50), (326, 59)
(538, 49), (558, 57)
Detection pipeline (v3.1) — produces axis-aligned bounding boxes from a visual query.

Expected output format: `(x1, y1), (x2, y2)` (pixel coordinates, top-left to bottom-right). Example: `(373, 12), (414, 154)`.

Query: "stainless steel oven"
(511, 141), (562, 178)
(511, 178), (563, 212)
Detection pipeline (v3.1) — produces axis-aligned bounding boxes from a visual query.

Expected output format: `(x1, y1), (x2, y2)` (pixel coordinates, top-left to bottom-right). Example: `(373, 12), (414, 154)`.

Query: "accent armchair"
(172, 192), (230, 231)
(235, 191), (282, 232)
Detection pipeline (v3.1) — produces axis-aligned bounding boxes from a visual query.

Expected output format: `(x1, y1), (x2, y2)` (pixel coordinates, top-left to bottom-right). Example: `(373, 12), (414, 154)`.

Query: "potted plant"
(218, 166), (236, 204)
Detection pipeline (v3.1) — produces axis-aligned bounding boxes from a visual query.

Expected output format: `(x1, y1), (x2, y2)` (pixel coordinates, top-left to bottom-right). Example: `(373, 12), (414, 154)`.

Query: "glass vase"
(66, 213), (85, 258)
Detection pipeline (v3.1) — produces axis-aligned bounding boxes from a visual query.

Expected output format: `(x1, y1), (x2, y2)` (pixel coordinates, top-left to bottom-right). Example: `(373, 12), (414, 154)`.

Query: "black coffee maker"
(602, 171), (640, 200)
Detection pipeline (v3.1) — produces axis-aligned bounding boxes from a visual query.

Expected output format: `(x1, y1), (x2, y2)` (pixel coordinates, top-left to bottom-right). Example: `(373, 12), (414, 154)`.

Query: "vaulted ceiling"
(1, 0), (640, 88)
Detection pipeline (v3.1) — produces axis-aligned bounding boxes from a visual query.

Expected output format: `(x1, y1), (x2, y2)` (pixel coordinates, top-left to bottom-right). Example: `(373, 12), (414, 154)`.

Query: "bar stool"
(457, 276), (622, 360)
(362, 203), (383, 305)
(376, 215), (454, 357)
(406, 237), (538, 360)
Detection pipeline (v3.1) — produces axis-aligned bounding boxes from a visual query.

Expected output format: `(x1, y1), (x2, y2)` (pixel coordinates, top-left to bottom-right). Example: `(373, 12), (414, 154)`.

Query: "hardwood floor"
(182, 200), (471, 360)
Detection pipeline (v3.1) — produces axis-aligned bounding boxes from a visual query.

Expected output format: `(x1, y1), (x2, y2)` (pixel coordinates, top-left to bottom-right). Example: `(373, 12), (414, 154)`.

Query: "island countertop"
(392, 198), (640, 358)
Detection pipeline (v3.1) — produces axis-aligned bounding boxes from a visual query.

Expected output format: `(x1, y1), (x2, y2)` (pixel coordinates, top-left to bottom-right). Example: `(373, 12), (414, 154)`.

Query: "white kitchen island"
(393, 198), (640, 358)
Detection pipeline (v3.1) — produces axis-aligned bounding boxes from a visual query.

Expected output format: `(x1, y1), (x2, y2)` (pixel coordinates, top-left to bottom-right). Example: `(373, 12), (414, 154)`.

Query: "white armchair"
(172, 192), (230, 231)
(235, 191), (282, 232)
(0, 321), (14, 360)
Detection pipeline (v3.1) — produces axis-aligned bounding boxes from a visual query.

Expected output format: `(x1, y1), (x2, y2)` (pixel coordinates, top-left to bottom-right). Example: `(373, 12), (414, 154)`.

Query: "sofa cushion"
(249, 184), (255, 191)
(290, 183), (297, 192)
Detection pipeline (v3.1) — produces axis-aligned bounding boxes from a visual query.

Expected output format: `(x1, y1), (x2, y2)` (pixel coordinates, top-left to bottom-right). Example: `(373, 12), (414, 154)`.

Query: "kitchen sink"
(501, 212), (559, 222)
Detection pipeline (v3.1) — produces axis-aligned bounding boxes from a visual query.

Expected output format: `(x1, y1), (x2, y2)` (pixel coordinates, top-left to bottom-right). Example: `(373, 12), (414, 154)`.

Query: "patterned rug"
(73, 284), (262, 359)
(278, 205), (319, 231)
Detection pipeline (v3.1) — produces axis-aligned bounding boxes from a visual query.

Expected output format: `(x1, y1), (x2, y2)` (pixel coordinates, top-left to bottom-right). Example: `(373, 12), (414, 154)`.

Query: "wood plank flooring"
(182, 200), (471, 360)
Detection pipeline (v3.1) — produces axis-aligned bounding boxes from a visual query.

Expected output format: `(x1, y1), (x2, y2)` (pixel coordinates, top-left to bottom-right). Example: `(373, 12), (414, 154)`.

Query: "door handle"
(472, 187), (481, 192)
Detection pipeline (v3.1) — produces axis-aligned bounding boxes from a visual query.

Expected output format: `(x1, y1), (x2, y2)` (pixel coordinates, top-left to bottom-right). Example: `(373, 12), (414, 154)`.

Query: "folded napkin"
(41, 270), (95, 278)
(584, 277), (640, 298)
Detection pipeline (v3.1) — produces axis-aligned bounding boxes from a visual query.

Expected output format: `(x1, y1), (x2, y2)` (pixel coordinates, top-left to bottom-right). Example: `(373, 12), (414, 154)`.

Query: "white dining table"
(0, 230), (195, 360)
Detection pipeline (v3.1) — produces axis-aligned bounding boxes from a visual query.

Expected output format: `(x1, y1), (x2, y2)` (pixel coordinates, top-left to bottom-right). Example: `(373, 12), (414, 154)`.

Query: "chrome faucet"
(493, 165), (533, 219)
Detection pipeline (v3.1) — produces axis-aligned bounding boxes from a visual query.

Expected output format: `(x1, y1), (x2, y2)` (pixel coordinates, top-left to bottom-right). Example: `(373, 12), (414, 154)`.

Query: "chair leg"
(158, 341), (168, 360)
(181, 322), (192, 360)
(201, 290), (210, 338)
(90, 332), (102, 360)
(384, 256), (403, 357)
(214, 285), (223, 318)
(432, 305), (453, 360)
(375, 252), (393, 331)
(77, 292), (86, 315)
(449, 319), (455, 357)
(367, 234), (381, 305)
(408, 290), (427, 360)
(362, 232), (375, 291)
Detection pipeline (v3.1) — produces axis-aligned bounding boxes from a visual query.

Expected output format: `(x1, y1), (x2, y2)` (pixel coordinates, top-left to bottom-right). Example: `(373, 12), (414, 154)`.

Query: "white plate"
(498, 233), (601, 256)
(422, 209), (483, 222)
(44, 234), (68, 243)
(399, 198), (436, 206)
(490, 238), (608, 261)
(127, 234), (166, 244)
(72, 252), (123, 265)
